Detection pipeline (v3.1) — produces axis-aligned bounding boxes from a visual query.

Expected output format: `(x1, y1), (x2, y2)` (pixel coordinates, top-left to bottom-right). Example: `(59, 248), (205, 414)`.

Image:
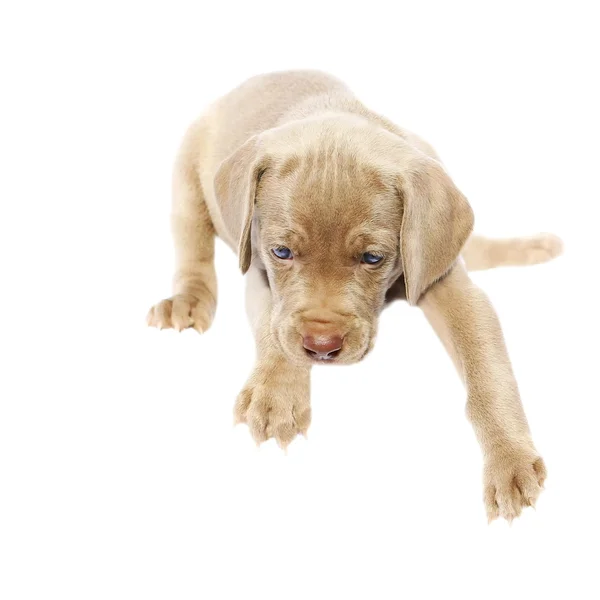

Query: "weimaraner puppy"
(147, 70), (562, 521)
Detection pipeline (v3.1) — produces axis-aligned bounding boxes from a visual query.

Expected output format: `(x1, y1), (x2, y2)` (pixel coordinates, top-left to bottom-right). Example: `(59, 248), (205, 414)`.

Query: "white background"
(1, 1), (598, 598)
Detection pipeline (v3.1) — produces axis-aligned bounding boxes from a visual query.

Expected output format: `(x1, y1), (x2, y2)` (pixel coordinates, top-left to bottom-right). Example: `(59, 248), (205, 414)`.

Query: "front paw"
(484, 446), (547, 522)
(146, 291), (215, 333)
(235, 366), (311, 448)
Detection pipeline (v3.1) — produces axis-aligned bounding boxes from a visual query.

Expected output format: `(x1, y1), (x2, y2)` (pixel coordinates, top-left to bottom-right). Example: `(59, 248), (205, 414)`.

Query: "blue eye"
(272, 246), (293, 260)
(361, 252), (384, 265)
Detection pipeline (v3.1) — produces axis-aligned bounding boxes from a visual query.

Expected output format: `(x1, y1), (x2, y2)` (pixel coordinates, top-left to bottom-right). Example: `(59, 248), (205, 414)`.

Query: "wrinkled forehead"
(258, 142), (402, 251)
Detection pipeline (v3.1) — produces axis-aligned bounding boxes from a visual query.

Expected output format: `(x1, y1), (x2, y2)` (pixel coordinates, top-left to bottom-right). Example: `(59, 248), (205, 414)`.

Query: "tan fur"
(419, 264), (547, 521)
(462, 233), (564, 271)
(147, 70), (562, 521)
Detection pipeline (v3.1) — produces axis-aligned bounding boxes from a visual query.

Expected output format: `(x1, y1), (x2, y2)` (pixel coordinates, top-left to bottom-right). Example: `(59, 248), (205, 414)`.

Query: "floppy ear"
(214, 136), (268, 273)
(399, 157), (474, 305)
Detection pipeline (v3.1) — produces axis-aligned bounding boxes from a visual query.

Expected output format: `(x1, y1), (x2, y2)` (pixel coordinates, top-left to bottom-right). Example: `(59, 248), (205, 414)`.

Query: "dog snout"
(302, 332), (344, 360)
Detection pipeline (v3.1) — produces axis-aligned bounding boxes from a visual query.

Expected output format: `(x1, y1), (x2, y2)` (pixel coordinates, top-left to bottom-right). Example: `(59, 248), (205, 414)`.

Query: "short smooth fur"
(147, 71), (562, 521)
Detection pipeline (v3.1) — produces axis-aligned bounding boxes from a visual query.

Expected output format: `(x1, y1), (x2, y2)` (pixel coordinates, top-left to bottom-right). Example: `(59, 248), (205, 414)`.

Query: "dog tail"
(462, 233), (564, 271)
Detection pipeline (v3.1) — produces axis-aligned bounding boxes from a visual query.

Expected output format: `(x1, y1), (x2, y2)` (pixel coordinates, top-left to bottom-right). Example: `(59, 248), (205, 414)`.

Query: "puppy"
(147, 70), (562, 521)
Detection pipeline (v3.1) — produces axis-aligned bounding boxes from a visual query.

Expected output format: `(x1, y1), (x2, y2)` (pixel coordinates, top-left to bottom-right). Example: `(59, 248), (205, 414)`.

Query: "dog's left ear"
(214, 135), (269, 274)
(398, 157), (474, 305)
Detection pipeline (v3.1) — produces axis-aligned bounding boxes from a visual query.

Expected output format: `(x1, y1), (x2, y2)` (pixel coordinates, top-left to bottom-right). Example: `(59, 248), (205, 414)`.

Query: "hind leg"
(147, 123), (217, 333)
(462, 233), (563, 271)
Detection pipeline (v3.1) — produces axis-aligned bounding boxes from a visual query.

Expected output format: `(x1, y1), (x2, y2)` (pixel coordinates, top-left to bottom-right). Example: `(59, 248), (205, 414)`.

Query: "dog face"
(215, 117), (473, 366)
(252, 152), (402, 365)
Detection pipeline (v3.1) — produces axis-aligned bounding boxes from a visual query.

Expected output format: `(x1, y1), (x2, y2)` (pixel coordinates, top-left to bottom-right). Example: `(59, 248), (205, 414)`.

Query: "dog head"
(215, 116), (473, 365)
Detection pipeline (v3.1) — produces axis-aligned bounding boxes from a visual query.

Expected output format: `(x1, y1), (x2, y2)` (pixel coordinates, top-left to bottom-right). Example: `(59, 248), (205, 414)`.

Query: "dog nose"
(303, 334), (343, 360)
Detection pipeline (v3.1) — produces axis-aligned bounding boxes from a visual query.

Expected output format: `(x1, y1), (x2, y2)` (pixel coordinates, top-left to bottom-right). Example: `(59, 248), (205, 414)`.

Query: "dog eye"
(361, 252), (384, 265)
(272, 246), (293, 260)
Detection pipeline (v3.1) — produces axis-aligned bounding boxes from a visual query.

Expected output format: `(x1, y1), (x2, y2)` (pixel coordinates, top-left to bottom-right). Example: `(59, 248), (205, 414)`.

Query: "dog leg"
(419, 263), (546, 521)
(235, 266), (312, 448)
(462, 233), (563, 271)
(147, 123), (217, 333)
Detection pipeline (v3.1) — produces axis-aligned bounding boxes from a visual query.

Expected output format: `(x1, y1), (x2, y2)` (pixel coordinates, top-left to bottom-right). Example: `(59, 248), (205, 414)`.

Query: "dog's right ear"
(214, 135), (269, 274)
